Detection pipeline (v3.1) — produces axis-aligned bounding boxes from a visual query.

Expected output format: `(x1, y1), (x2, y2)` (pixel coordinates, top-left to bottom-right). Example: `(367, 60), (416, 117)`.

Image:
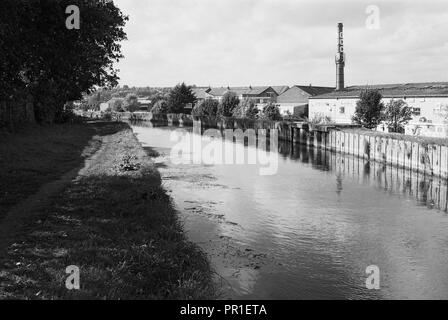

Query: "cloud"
(114, 0), (448, 87)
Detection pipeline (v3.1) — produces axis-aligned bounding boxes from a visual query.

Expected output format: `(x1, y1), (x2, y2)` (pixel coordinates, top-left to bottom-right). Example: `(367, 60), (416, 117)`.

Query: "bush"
(217, 92), (240, 117)
(151, 100), (169, 114)
(309, 113), (334, 125)
(192, 99), (219, 117)
(232, 99), (259, 119)
(261, 103), (282, 121)
(110, 99), (124, 112)
(122, 94), (140, 112)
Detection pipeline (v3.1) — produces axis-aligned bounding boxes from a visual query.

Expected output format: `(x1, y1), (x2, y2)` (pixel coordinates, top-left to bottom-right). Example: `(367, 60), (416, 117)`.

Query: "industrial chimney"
(335, 23), (345, 91)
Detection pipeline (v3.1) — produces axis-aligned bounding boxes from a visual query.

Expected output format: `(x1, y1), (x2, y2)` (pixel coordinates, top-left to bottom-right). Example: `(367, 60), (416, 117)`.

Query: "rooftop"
(310, 82), (448, 99)
(206, 86), (286, 97)
(294, 85), (335, 96)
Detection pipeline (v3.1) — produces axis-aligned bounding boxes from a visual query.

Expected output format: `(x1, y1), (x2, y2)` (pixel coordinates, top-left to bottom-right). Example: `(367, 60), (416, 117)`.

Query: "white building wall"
(310, 96), (448, 125)
(277, 103), (307, 115)
(309, 98), (357, 124)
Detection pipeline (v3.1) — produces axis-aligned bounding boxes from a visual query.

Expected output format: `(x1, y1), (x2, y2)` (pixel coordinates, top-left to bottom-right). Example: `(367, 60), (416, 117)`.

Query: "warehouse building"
(308, 23), (448, 137)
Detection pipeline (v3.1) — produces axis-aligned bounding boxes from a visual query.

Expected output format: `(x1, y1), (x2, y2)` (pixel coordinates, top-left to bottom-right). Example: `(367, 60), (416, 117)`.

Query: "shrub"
(309, 113), (334, 125)
(261, 103), (282, 121)
(192, 99), (219, 117)
(151, 100), (169, 114)
(110, 99), (124, 112)
(232, 99), (259, 119)
(122, 94), (140, 112)
(217, 92), (240, 117)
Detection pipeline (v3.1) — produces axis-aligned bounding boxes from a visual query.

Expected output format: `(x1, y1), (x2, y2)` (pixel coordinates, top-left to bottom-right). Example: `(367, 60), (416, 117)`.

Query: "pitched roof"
(244, 86), (272, 95)
(208, 87), (228, 96)
(310, 82), (448, 99)
(271, 86), (290, 95)
(294, 85), (335, 96)
(207, 86), (273, 97)
(277, 85), (335, 104)
(191, 88), (208, 100)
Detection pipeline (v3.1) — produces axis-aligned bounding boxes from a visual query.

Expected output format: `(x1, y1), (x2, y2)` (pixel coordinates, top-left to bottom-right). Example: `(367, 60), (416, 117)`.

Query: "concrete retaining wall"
(131, 111), (448, 179)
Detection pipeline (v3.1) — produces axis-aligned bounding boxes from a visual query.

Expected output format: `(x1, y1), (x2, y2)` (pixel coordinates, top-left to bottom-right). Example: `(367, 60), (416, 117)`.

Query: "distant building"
(99, 102), (109, 112)
(309, 82), (448, 137)
(276, 85), (334, 116)
(271, 86), (290, 96)
(307, 22), (448, 137)
(137, 97), (152, 111)
(191, 87), (209, 107)
(203, 86), (285, 110)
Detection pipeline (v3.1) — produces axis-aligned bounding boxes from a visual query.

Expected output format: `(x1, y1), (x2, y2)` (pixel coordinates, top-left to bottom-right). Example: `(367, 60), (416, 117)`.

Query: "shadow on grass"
(0, 164), (215, 300)
(0, 121), (127, 219)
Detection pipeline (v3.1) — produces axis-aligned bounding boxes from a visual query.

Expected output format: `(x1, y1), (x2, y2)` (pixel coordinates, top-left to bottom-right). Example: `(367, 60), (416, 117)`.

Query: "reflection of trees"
(336, 173), (343, 196)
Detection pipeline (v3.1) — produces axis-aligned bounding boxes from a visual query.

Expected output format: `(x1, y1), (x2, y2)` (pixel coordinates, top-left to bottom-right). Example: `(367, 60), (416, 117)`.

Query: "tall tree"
(352, 89), (385, 129)
(218, 92), (240, 117)
(0, 0), (128, 123)
(383, 99), (413, 133)
(167, 83), (197, 113)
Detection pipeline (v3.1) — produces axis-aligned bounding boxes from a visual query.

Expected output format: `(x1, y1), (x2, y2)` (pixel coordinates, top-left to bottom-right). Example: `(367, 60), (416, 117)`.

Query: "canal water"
(132, 123), (448, 300)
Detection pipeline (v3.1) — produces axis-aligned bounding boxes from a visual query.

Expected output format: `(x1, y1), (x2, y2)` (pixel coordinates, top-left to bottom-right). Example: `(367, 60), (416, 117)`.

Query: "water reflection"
(132, 122), (448, 300)
(279, 142), (448, 213)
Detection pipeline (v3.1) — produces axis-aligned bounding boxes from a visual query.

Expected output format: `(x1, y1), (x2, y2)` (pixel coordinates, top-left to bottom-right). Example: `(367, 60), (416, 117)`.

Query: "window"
(412, 108), (421, 116)
(339, 107), (345, 114)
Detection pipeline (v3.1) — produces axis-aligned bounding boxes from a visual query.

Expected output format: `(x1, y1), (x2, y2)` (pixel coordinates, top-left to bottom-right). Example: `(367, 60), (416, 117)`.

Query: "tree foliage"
(122, 93), (140, 112)
(110, 99), (124, 112)
(218, 92), (240, 117)
(192, 99), (219, 117)
(0, 0), (128, 123)
(151, 100), (169, 114)
(352, 89), (385, 129)
(232, 99), (259, 119)
(383, 99), (413, 133)
(167, 83), (197, 113)
(261, 103), (282, 121)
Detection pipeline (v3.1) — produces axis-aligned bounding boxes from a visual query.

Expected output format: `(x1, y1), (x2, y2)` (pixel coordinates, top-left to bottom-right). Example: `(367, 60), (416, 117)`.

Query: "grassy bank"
(0, 121), (215, 299)
(0, 123), (107, 219)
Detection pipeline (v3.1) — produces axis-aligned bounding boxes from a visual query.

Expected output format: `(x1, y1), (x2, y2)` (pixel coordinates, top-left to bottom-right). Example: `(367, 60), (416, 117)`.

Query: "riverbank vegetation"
(352, 89), (414, 133)
(0, 123), (100, 219)
(0, 121), (215, 299)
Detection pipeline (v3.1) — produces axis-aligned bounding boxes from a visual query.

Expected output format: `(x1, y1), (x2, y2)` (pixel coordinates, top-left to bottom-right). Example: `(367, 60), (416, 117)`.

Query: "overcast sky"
(113, 0), (448, 88)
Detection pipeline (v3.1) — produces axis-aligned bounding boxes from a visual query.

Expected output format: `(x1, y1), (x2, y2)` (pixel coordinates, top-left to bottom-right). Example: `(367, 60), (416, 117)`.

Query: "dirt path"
(0, 135), (103, 258)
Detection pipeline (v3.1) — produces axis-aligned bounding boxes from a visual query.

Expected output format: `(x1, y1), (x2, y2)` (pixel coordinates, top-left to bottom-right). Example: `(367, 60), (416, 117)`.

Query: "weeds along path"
(0, 122), (215, 299)
(0, 128), (106, 257)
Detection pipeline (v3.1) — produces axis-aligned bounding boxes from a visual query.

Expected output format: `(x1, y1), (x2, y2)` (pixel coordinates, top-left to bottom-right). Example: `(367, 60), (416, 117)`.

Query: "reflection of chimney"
(335, 23), (345, 91)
